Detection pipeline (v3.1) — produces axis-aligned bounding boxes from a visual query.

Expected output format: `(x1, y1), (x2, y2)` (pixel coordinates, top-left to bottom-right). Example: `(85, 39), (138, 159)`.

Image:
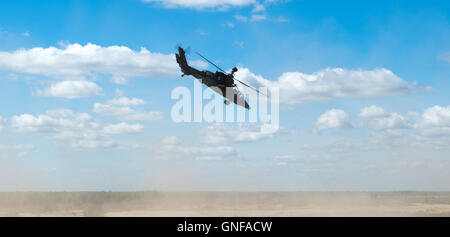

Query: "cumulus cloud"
(0, 43), (207, 84)
(235, 67), (422, 104)
(315, 109), (352, 130)
(252, 2), (265, 12)
(412, 105), (450, 149)
(142, 0), (256, 10)
(371, 113), (410, 130)
(414, 105), (450, 137)
(93, 98), (163, 121)
(37, 80), (103, 98)
(10, 109), (143, 148)
(103, 122), (144, 134)
(359, 105), (410, 130)
(367, 113), (410, 130)
(357, 105), (450, 149)
(359, 105), (389, 118)
(106, 97), (146, 106)
(200, 123), (280, 144)
(156, 135), (236, 160)
(419, 105), (450, 127)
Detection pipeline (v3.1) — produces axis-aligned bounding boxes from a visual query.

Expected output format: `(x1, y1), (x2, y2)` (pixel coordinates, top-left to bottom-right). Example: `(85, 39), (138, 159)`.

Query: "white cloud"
(156, 135), (236, 160)
(252, 2), (265, 12)
(234, 123), (279, 141)
(142, 0), (256, 10)
(419, 105), (450, 127)
(106, 97), (146, 106)
(235, 67), (421, 104)
(93, 97), (163, 121)
(359, 106), (410, 130)
(357, 105), (450, 149)
(250, 14), (267, 21)
(115, 88), (125, 97)
(156, 123), (278, 161)
(234, 13), (267, 22)
(161, 136), (181, 145)
(370, 113), (410, 130)
(315, 109), (352, 130)
(234, 14), (249, 22)
(359, 105), (389, 118)
(0, 117), (5, 132)
(0, 43), (207, 84)
(37, 80), (103, 98)
(414, 105), (450, 138)
(200, 123), (280, 144)
(103, 122), (143, 134)
(93, 103), (162, 121)
(224, 22), (235, 28)
(10, 109), (143, 148)
(23, 32), (30, 37)
(11, 109), (93, 133)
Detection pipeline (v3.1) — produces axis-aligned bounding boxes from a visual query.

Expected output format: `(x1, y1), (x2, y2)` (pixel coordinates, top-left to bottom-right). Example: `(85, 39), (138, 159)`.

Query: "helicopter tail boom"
(175, 47), (205, 79)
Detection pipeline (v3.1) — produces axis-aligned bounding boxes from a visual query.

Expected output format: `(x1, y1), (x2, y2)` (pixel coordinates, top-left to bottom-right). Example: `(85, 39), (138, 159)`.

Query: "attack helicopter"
(175, 47), (266, 110)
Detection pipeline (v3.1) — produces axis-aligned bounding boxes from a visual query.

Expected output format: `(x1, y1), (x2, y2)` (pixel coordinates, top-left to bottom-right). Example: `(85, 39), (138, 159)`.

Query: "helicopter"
(175, 47), (266, 110)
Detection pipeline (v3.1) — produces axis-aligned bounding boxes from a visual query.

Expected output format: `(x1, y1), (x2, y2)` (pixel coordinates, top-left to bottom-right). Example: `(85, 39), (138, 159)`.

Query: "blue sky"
(1, 0), (450, 191)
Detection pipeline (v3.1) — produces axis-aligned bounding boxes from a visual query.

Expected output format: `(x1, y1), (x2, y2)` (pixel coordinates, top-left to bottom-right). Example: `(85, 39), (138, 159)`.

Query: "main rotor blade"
(196, 52), (268, 97)
(195, 52), (226, 73)
(235, 79), (268, 97)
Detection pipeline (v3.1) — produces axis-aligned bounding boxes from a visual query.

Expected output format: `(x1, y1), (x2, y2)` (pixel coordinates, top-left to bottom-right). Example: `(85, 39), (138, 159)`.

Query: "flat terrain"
(0, 191), (449, 217)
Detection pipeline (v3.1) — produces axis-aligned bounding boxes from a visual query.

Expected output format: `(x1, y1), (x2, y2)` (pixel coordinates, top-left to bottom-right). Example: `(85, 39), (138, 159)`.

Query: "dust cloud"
(1, 191), (450, 217)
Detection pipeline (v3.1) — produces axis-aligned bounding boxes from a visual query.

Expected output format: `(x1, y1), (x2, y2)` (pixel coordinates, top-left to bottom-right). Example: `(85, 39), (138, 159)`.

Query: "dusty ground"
(0, 191), (449, 217)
